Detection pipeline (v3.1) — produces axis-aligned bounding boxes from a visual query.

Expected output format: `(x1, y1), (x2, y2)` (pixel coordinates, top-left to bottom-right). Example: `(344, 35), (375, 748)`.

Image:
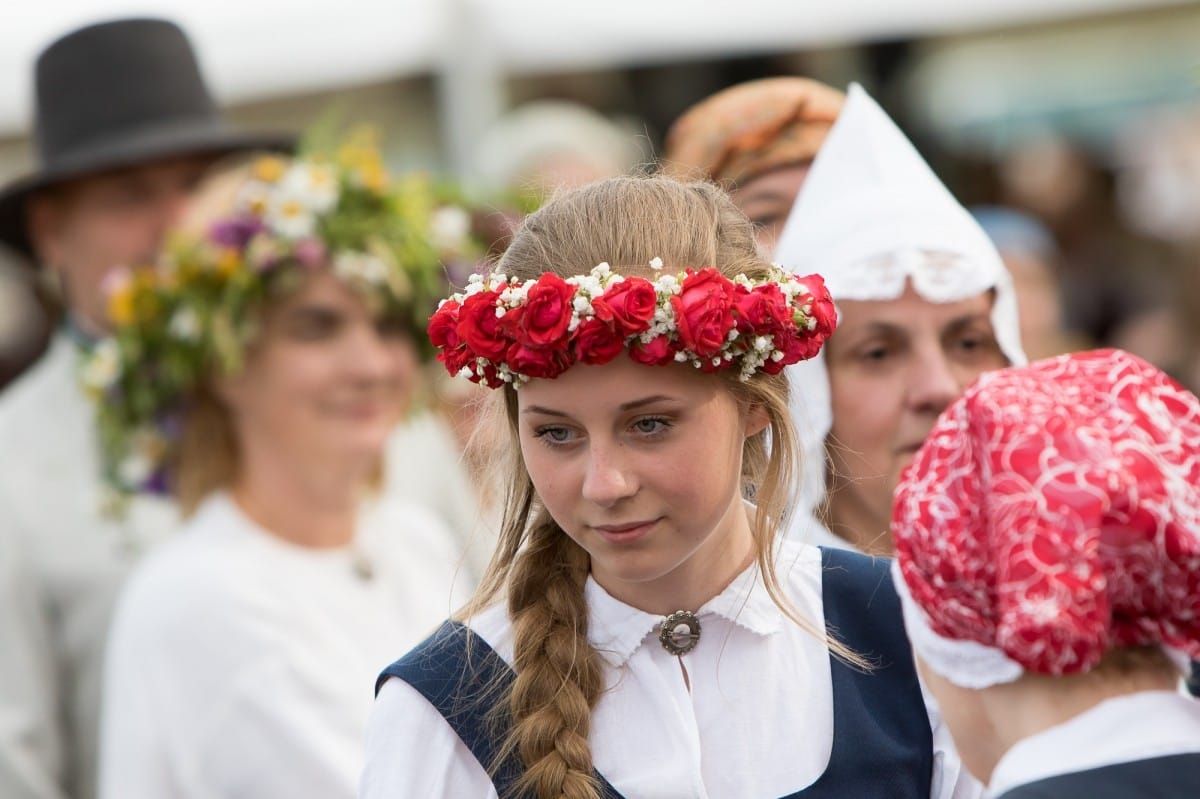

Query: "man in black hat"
(0, 18), (290, 799)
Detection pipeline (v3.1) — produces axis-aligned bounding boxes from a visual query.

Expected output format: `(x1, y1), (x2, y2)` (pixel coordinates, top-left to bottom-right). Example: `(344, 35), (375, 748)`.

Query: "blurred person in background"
(669, 81), (1023, 556)
(96, 146), (466, 799)
(972, 205), (1088, 360)
(0, 18), (291, 799)
(892, 349), (1200, 797)
(382, 196), (495, 589)
(0, 255), (53, 389)
(662, 76), (845, 253)
(1115, 108), (1200, 395)
(998, 135), (1185, 370)
(470, 99), (647, 205)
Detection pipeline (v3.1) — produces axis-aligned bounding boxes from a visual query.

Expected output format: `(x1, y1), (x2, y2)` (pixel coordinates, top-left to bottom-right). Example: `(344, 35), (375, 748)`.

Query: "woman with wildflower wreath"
(361, 176), (981, 799)
(95, 138), (474, 799)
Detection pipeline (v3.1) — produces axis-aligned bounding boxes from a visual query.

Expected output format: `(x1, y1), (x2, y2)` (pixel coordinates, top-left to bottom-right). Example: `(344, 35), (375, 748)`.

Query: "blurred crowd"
(1, 13), (1197, 799)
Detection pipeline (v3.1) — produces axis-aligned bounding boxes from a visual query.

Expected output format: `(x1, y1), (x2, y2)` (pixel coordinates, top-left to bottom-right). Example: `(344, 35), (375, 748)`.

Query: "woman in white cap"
(773, 84), (1025, 555)
(892, 348), (1200, 797)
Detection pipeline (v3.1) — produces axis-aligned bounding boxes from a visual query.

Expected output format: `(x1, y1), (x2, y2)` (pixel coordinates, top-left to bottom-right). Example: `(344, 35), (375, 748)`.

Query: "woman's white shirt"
(99, 492), (466, 799)
(987, 690), (1200, 798)
(361, 541), (980, 799)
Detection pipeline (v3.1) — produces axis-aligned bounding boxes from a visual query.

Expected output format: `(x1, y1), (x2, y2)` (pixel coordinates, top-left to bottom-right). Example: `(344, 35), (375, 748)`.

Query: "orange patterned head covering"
(662, 77), (846, 188)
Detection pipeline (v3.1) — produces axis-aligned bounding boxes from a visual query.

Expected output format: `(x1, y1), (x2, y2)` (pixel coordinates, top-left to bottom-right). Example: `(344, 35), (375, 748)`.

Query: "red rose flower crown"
(428, 259), (836, 388)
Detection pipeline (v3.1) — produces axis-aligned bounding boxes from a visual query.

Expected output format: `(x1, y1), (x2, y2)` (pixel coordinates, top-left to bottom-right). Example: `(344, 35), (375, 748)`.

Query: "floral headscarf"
(892, 349), (1200, 687)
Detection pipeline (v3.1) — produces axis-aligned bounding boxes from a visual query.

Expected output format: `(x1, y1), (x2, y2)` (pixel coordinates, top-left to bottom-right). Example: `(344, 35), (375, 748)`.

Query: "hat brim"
(0, 120), (294, 262)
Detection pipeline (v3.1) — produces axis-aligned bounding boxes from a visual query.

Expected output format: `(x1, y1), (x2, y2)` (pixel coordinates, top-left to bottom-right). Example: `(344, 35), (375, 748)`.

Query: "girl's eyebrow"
(522, 395), (679, 417)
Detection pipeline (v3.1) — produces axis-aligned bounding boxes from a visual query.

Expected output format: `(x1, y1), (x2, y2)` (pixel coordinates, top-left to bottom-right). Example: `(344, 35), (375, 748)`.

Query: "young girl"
(892, 348), (1200, 798)
(361, 176), (980, 798)
(94, 143), (470, 798)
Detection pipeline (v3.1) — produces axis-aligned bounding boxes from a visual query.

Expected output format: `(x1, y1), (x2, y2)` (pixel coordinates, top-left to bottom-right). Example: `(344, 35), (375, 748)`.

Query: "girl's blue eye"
(633, 417), (669, 435)
(534, 426), (573, 444)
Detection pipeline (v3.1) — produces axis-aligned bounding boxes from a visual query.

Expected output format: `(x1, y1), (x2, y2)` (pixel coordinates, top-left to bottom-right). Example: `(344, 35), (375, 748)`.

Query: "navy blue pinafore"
(993, 753), (1200, 798)
(376, 548), (933, 798)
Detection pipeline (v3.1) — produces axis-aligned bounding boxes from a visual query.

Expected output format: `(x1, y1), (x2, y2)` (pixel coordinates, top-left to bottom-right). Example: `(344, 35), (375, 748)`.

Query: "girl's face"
(219, 270), (414, 479)
(823, 284), (1007, 551)
(517, 356), (768, 614)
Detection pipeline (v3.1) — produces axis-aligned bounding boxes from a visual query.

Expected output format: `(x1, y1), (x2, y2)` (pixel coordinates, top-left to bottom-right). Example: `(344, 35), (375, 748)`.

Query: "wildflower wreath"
(83, 130), (482, 501)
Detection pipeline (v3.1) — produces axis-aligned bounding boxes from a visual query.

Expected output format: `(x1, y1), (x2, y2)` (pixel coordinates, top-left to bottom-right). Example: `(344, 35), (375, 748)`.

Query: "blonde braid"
(502, 516), (603, 799)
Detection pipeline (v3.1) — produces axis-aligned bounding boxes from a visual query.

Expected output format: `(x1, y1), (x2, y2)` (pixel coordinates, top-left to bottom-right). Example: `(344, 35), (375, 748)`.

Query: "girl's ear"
(744, 402), (770, 438)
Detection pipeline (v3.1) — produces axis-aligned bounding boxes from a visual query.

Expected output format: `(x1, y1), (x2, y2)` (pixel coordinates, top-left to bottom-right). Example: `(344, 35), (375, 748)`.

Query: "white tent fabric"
(0, 0), (1188, 135)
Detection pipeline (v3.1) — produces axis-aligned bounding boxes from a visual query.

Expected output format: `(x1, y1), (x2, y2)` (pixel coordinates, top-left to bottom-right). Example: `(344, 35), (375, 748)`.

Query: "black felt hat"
(0, 17), (294, 261)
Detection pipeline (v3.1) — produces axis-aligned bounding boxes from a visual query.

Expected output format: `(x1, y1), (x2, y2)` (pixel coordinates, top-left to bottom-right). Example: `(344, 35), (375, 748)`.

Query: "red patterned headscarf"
(892, 349), (1200, 687)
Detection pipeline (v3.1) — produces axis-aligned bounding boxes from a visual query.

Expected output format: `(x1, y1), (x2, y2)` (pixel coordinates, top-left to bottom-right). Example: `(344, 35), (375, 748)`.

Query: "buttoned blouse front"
(361, 542), (976, 798)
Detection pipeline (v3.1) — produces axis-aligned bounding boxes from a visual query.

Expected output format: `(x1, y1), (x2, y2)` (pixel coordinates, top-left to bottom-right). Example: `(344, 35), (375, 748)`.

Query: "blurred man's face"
(29, 154), (215, 334)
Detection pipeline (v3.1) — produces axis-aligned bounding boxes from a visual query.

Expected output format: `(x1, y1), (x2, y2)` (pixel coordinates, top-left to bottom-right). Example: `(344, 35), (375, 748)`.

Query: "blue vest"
(377, 547), (933, 798)
(994, 753), (1200, 798)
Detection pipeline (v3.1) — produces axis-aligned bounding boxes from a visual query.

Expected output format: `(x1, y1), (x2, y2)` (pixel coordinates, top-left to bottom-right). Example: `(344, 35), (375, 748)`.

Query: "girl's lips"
(592, 518), (660, 545)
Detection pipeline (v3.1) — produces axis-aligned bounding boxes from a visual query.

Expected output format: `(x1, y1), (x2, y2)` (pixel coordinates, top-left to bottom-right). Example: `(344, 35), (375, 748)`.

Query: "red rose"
(593, 277), (657, 337)
(429, 300), (475, 376)
(629, 334), (676, 367)
(440, 348), (475, 376)
(475, 361), (504, 389)
(514, 273), (574, 348)
(506, 340), (575, 380)
(574, 318), (626, 365)
(796, 274), (837, 337)
(773, 324), (825, 368)
(427, 300), (462, 350)
(670, 267), (734, 358)
(733, 283), (791, 338)
(457, 290), (509, 360)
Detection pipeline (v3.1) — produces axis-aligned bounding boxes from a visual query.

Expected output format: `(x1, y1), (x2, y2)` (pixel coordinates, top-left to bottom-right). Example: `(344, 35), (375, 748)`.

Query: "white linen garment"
(99, 492), (466, 799)
(360, 542), (981, 799)
(0, 335), (179, 799)
(986, 690), (1200, 798)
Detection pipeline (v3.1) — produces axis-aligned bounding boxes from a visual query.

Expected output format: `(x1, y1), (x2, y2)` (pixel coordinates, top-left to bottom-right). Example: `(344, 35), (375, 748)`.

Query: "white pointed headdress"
(773, 83), (1026, 543)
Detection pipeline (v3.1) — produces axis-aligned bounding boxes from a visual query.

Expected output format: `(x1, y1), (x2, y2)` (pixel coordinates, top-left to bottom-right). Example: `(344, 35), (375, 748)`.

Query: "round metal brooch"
(658, 610), (702, 656)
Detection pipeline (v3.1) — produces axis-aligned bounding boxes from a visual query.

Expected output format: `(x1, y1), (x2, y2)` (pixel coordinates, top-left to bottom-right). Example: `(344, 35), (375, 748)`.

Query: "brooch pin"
(658, 610), (701, 656)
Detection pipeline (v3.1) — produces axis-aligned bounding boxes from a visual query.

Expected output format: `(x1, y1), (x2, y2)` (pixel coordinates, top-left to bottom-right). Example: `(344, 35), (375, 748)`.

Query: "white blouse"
(987, 690), (1200, 798)
(361, 541), (981, 799)
(100, 492), (466, 799)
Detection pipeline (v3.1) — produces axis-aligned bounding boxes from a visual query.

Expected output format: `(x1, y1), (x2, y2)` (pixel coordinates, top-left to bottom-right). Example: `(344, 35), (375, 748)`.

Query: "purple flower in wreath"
(209, 215), (266, 250)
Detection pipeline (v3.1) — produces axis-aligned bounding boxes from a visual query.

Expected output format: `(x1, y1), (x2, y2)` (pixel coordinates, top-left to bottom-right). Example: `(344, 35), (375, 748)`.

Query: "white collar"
(584, 557), (784, 668)
(988, 691), (1200, 797)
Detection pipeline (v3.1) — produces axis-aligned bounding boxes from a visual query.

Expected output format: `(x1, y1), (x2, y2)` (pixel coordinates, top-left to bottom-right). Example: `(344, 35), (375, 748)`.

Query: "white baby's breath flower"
(649, 257), (664, 271)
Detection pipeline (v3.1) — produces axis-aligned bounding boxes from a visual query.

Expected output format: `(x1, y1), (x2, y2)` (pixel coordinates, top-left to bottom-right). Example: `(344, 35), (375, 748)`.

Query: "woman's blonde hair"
(459, 175), (852, 799)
